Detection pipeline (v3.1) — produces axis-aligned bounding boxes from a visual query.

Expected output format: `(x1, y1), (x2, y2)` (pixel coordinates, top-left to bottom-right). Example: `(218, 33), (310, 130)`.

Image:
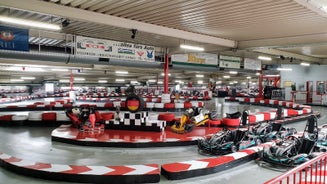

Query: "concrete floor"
(0, 98), (326, 184)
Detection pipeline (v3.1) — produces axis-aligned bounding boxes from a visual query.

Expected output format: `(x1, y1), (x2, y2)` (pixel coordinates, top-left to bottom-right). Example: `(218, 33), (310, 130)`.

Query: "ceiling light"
(255, 72), (260, 75)
(229, 71), (238, 74)
(175, 80), (183, 83)
(241, 82), (246, 85)
(161, 73), (171, 76)
(180, 44), (204, 51)
(51, 68), (69, 72)
(74, 78), (85, 81)
(197, 80), (203, 84)
(258, 56), (272, 61)
(300, 62), (310, 66)
(115, 71), (128, 74)
(7, 66), (45, 72)
(116, 79), (125, 82)
(21, 77), (35, 80)
(277, 68), (292, 71)
(196, 74), (204, 78)
(233, 81), (238, 83)
(216, 81), (222, 84)
(59, 79), (69, 83)
(158, 81), (163, 84)
(229, 82), (234, 85)
(246, 76), (251, 79)
(98, 80), (107, 83)
(265, 75), (280, 77)
(148, 79), (156, 82)
(131, 80), (138, 84)
(223, 75), (230, 78)
(0, 16), (61, 31)
(10, 79), (24, 82)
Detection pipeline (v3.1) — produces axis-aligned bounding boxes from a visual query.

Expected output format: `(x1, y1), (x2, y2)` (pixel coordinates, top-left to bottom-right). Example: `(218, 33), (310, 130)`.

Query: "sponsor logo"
(147, 50), (153, 58)
(137, 51), (144, 56)
(118, 48), (135, 55)
(77, 40), (112, 51)
(0, 31), (14, 41)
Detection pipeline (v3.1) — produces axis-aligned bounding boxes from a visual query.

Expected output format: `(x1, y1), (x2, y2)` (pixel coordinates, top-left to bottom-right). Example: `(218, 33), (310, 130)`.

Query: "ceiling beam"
(253, 48), (321, 62)
(0, 0), (237, 48)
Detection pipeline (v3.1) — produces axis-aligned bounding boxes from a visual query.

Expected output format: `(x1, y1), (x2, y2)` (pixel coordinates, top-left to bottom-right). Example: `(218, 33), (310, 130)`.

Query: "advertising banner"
(219, 55), (241, 68)
(244, 58), (261, 70)
(75, 36), (155, 62)
(0, 25), (29, 51)
(171, 53), (218, 66)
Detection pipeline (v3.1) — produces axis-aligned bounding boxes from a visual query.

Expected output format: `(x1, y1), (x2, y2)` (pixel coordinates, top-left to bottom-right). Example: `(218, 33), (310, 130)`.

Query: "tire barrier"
(0, 152), (160, 184)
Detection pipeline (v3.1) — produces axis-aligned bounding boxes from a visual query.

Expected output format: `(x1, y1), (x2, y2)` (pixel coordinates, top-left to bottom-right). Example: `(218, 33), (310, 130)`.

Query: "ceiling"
(0, 0), (327, 87)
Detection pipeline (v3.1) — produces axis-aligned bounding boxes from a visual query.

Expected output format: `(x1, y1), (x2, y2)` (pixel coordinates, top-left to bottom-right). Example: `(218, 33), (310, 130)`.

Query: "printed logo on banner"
(147, 50), (153, 58)
(75, 36), (155, 62)
(0, 26), (29, 51)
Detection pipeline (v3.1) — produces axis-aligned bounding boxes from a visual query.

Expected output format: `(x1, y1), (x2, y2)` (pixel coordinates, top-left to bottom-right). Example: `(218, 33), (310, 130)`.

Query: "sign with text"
(0, 26), (29, 51)
(75, 36), (155, 62)
(171, 53), (218, 66)
(219, 55), (241, 68)
(244, 58), (261, 70)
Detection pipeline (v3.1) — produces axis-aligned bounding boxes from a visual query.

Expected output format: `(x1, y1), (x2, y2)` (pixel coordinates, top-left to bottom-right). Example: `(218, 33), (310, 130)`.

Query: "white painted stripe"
(40, 164), (72, 172)
(0, 153), (12, 160)
(134, 139), (152, 143)
(229, 152), (248, 159)
(165, 138), (181, 142)
(180, 160), (209, 170)
(80, 166), (114, 175)
(124, 165), (158, 175)
(12, 159), (36, 167)
(107, 139), (125, 142)
(255, 114), (265, 122)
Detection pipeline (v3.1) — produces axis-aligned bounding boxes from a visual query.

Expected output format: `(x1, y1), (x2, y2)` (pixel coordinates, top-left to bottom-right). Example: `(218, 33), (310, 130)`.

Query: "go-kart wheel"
(231, 145), (238, 152)
(185, 124), (195, 132)
(255, 138), (262, 145)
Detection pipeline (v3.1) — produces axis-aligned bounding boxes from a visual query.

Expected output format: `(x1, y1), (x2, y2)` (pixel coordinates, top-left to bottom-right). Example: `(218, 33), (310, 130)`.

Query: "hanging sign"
(244, 58), (261, 70)
(75, 36), (155, 62)
(171, 53), (218, 66)
(0, 25), (29, 51)
(219, 55), (241, 68)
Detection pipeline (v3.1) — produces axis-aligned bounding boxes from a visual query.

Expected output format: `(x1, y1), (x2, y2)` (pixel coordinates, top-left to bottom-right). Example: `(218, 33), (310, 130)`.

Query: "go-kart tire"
(231, 145), (238, 152)
(125, 94), (145, 113)
(256, 139), (262, 145)
(184, 124), (195, 132)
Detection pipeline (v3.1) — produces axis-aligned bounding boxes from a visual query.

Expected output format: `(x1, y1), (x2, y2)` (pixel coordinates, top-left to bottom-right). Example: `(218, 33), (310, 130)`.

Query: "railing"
(264, 152), (327, 184)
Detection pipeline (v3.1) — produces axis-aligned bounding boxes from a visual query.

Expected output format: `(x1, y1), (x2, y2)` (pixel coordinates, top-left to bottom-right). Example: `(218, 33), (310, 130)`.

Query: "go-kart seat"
(226, 111), (242, 119)
(298, 139), (316, 154)
(271, 123), (282, 132)
(233, 130), (246, 144)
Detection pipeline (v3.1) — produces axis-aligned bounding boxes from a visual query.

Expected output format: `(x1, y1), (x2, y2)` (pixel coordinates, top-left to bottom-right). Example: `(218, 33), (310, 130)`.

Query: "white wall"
(280, 64), (327, 101)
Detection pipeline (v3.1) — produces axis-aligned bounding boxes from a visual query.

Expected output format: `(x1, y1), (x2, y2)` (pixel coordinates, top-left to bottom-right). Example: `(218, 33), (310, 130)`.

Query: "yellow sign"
(188, 54), (205, 64)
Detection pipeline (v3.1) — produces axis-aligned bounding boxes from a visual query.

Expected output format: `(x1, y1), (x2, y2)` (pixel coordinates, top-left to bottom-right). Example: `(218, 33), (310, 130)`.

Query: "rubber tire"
(125, 94), (145, 113)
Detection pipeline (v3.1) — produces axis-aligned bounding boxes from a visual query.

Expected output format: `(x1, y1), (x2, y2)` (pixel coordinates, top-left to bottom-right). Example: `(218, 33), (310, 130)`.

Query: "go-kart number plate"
(194, 113), (205, 123)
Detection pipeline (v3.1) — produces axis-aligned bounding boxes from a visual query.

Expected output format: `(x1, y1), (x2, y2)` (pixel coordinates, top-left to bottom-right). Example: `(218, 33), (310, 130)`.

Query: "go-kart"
(250, 121), (297, 142)
(198, 128), (247, 155)
(171, 106), (218, 134)
(258, 115), (318, 167)
(198, 121), (297, 155)
(66, 105), (104, 132)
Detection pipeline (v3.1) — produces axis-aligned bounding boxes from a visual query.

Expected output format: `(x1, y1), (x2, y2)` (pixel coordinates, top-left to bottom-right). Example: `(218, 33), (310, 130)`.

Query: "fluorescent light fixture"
(229, 82), (234, 85)
(74, 78), (85, 81)
(216, 81), (222, 84)
(265, 75), (280, 77)
(21, 77), (35, 80)
(196, 74), (204, 78)
(158, 81), (163, 84)
(0, 16), (61, 31)
(241, 82), (246, 85)
(51, 68), (69, 72)
(148, 79), (156, 82)
(161, 73), (171, 76)
(10, 79), (24, 82)
(229, 71), (238, 74)
(197, 80), (203, 84)
(300, 62), (310, 66)
(59, 79), (69, 83)
(7, 66), (44, 72)
(223, 75), (230, 79)
(98, 80), (107, 83)
(277, 68), (292, 71)
(115, 79), (125, 82)
(233, 81), (238, 83)
(115, 71), (128, 74)
(258, 56), (272, 61)
(246, 76), (251, 79)
(255, 72), (260, 75)
(180, 44), (204, 51)
(131, 80), (138, 84)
